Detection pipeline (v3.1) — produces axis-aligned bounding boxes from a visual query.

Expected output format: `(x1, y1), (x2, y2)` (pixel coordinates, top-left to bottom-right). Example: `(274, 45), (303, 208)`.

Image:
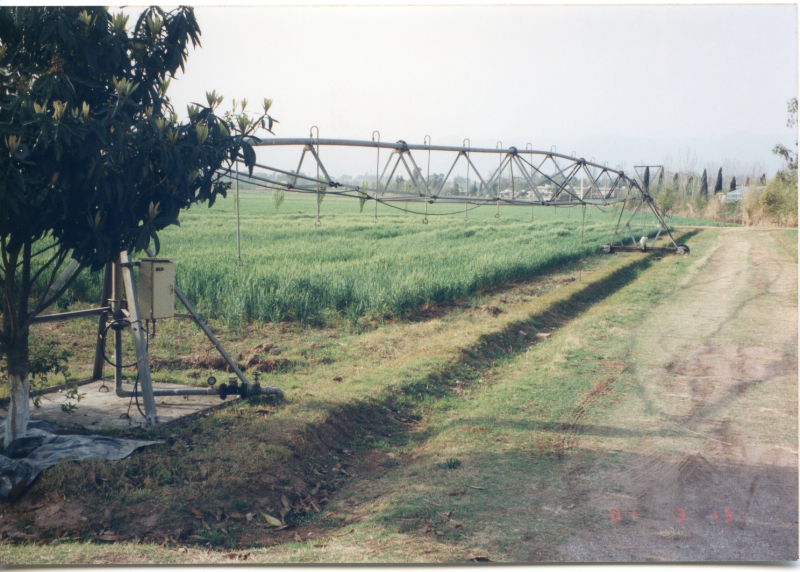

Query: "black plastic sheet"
(0, 420), (159, 499)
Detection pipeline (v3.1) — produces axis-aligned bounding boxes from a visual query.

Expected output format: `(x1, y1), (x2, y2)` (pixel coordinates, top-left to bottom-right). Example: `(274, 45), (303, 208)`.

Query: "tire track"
(562, 229), (799, 562)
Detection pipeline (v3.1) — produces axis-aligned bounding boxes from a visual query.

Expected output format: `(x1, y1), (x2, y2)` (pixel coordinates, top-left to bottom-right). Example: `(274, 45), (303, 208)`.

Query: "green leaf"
(134, 225), (150, 251)
(150, 227), (160, 254)
(241, 141), (255, 176)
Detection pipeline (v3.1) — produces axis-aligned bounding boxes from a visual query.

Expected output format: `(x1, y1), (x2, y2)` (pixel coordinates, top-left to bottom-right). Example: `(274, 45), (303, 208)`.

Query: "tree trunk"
(4, 332), (30, 447)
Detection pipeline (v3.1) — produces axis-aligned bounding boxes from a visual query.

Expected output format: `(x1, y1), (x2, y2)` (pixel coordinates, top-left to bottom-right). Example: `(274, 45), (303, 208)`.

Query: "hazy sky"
(158, 3), (797, 175)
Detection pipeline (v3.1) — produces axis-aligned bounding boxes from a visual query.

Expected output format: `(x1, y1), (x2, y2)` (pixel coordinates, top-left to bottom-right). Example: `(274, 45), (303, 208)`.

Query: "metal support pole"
(644, 197), (680, 248)
(112, 261), (124, 396)
(373, 131), (380, 223)
(494, 144), (503, 218)
(28, 307), (109, 325)
(425, 135), (431, 196)
(174, 285), (252, 389)
(236, 162), (242, 266)
(119, 251), (158, 426)
(143, 247), (283, 398)
(610, 200), (627, 246)
(92, 262), (113, 379)
(627, 223), (638, 247)
(580, 205), (586, 282)
(312, 126), (322, 226)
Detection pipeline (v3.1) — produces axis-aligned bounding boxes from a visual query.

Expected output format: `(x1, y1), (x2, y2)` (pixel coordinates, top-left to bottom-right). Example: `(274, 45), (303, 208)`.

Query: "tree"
(761, 98), (800, 226)
(700, 169), (709, 198)
(730, 176), (736, 191)
(714, 168), (723, 194)
(428, 173), (444, 192)
(0, 6), (276, 444)
(772, 98), (798, 173)
(643, 166), (650, 191)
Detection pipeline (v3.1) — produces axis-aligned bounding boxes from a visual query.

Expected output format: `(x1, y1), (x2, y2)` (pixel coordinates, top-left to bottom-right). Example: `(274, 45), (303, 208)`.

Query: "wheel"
(676, 244), (690, 255)
(602, 243), (612, 254)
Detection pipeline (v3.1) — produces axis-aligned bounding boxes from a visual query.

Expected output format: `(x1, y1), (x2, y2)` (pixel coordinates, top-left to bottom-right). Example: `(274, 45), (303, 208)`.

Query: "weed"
(155, 468), (173, 486)
(59, 381), (85, 414)
(195, 529), (235, 549)
(437, 458), (462, 470)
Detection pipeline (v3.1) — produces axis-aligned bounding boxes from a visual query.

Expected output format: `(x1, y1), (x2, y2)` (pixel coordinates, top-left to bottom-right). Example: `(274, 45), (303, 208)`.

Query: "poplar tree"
(714, 168), (723, 194)
(700, 169), (709, 198)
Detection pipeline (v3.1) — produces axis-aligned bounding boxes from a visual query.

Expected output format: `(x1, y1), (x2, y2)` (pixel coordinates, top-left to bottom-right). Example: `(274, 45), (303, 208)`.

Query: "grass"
(0, 240), (653, 557)
(1, 228), (702, 562)
(5, 189), (775, 565)
(154, 195), (654, 327)
(4, 225), (794, 563)
(12, 193), (707, 394)
(49, 193), (709, 328)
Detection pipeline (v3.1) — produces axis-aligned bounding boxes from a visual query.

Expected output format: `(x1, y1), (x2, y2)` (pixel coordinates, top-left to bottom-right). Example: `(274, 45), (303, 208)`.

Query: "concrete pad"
(0, 379), (229, 431)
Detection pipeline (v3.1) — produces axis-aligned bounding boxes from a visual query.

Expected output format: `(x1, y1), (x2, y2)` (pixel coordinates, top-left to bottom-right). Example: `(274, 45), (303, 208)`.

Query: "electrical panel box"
(138, 258), (175, 320)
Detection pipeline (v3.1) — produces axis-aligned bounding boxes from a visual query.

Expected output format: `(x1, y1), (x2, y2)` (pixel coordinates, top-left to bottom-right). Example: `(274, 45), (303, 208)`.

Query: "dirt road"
(563, 228), (798, 562)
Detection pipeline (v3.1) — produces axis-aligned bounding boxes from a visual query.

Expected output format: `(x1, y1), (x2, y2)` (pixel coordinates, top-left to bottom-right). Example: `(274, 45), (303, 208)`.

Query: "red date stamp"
(609, 507), (732, 524)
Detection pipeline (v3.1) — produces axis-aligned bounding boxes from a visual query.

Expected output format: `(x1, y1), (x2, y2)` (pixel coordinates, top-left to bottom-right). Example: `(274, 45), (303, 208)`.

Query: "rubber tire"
(676, 244), (690, 255)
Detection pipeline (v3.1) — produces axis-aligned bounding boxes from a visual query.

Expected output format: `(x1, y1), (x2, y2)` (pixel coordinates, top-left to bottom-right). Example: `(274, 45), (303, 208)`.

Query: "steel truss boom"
(243, 136), (685, 253)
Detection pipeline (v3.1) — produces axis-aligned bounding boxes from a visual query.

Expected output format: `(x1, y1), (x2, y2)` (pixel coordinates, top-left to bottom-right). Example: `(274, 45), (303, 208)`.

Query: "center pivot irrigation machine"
(233, 132), (688, 259)
(32, 131), (687, 428)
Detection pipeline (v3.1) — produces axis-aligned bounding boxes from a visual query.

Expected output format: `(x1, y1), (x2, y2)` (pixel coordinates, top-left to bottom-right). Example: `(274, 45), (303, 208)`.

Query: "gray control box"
(138, 258), (175, 320)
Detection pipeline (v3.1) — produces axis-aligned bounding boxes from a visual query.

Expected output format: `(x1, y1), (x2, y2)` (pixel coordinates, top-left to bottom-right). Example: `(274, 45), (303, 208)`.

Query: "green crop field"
(60, 192), (724, 326)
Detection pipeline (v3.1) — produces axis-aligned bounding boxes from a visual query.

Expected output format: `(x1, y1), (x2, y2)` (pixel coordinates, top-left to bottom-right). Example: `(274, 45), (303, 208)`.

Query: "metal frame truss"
(241, 137), (685, 253)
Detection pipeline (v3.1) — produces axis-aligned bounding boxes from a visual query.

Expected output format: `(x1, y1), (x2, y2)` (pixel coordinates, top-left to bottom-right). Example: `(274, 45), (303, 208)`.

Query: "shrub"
(738, 172), (798, 227)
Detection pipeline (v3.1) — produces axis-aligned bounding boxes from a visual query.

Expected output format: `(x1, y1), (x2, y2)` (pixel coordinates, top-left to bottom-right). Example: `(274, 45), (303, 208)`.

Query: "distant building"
(724, 186), (763, 202)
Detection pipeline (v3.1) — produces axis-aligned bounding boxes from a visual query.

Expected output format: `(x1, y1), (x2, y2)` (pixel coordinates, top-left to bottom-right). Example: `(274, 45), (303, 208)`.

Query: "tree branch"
(15, 241), (33, 338)
(2, 246), (20, 339)
(29, 247), (68, 294)
(0, 236), (8, 273)
(31, 241), (59, 260)
(21, 261), (86, 331)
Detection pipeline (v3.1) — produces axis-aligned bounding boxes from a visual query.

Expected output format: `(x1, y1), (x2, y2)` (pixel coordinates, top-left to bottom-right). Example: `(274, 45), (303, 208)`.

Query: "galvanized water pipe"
(250, 138), (620, 174)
